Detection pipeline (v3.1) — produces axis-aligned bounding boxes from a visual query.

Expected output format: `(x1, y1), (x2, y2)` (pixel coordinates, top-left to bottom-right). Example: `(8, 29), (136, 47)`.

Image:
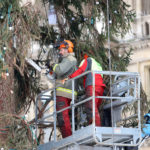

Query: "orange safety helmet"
(59, 40), (74, 53)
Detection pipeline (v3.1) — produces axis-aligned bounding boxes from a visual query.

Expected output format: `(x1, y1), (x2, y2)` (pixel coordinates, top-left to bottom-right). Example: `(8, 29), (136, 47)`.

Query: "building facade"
(120, 0), (150, 103)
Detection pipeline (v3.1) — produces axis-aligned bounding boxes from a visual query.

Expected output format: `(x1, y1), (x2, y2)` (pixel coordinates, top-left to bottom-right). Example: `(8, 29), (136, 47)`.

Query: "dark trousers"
(85, 85), (104, 126)
(56, 96), (72, 138)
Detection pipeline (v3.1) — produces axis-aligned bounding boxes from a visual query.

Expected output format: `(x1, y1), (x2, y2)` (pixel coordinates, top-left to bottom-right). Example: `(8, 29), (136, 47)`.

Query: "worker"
(52, 40), (77, 138)
(142, 110), (150, 138)
(69, 53), (105, 126)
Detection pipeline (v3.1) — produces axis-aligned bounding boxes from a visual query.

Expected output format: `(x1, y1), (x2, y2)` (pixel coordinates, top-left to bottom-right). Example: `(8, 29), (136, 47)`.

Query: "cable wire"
(106, 0), (115, 149)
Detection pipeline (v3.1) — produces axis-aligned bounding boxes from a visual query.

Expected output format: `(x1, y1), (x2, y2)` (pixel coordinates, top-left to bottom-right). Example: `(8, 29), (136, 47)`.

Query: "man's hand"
(45, 60), (51, 68)
(49, 66), (53, 71)
(45, 60), (54, 71)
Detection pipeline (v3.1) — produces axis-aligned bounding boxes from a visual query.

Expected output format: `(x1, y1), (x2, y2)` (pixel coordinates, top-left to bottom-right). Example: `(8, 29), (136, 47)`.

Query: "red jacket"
(69, 57), (105, 88)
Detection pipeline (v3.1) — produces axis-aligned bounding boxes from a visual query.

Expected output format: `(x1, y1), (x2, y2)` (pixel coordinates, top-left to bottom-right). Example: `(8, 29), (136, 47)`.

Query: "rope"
(106, 0), (115, 149)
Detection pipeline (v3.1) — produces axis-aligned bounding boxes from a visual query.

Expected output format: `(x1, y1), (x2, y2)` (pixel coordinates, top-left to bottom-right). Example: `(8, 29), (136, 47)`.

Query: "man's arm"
(53, 58), (75, 77)
(70, 59), (88, 78)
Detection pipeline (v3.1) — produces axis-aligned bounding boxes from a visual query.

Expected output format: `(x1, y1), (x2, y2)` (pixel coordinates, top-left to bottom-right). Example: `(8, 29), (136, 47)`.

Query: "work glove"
(45, 60), (51, 68)
(49, 66), (53, 71)
(45, 60), (54, 71)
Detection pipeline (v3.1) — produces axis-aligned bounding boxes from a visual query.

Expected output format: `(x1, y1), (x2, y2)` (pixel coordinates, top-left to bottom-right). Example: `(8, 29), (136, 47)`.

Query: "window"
(132, 0), (136, 10)
(142, 24), (144, 36)
(142, 0), (150, 15)
(145, 22), (149, 36)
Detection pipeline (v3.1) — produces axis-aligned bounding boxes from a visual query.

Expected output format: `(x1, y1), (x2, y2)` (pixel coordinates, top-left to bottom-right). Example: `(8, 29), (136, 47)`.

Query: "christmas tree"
(0, 0), (148, 149)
